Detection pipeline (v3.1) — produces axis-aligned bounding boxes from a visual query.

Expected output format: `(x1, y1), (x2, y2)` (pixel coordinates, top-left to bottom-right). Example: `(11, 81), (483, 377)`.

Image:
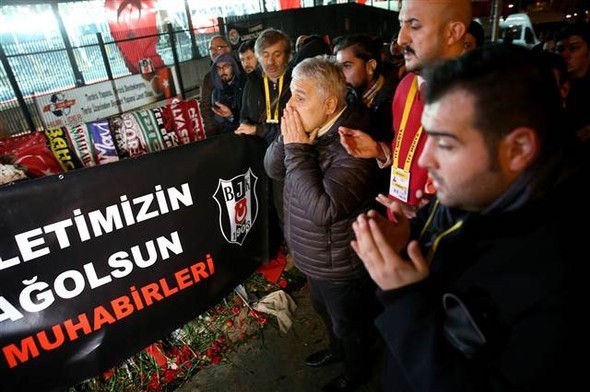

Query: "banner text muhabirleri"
(2, 253), (216, 368)
(0, 183), (194, 271)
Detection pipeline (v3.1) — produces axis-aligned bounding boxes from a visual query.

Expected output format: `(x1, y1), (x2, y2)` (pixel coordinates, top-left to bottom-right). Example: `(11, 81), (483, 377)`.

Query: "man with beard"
(209, 53), (246, 135)
(339, 0), (471, 218)
(335, 34), (395, 212)
(238, 39), (258, 75)
(334, 34), (395, 147)
(351, 43), (589, 392)
(201, 35), (232, 136)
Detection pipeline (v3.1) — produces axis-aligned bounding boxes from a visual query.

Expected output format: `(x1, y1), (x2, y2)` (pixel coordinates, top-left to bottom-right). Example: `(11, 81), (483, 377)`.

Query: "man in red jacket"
(339, 0), (471, 218)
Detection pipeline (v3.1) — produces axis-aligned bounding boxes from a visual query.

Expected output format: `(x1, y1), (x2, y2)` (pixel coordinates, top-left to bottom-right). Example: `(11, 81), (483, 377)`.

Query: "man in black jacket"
(235, 28), (292, 146)
(351, 44), (589, 391)
(208, 54), (246, 135)
(236, 28), (293, 258)
(265, 56), (380, 392)
(200, 35), (232, 136)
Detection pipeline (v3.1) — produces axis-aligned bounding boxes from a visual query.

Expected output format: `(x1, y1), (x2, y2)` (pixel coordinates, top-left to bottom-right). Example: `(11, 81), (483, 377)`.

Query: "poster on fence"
(226, 22), (265, 50)
(0, 134), (268, 392)
(34, 67), (175, 129)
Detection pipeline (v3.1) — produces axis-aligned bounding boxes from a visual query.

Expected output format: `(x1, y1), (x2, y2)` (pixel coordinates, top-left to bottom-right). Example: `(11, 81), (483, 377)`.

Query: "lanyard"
(263, 74), (283, 123)
(393, 76), (423, 171)
(419, 200), (464, 263)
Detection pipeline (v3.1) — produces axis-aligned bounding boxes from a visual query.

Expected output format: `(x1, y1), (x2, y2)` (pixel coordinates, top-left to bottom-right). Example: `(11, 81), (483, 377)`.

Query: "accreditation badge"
(389, 167), (410, 203)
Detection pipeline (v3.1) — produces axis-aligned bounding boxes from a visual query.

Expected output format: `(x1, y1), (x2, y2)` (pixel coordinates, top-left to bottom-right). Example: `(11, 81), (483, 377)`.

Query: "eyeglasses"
(209, 45), (229, 52)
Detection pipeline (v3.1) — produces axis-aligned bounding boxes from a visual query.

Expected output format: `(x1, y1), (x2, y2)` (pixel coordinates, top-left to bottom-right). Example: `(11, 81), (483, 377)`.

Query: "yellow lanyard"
(264, 74), (283, 123)
(393, 76), (424, 171)
(419, 200), (464, 263)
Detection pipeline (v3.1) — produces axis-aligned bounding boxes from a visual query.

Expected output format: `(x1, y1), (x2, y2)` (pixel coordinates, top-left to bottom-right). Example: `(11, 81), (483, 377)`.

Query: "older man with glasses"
(200, 35), (232, 137)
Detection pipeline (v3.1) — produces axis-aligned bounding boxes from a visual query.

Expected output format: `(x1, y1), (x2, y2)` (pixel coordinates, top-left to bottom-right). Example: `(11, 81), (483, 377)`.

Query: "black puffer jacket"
(264, 104), (378, 281)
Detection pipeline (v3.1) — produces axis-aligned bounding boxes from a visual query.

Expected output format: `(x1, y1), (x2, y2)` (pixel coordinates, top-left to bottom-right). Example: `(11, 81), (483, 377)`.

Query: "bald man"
(339, 0), (470, 218)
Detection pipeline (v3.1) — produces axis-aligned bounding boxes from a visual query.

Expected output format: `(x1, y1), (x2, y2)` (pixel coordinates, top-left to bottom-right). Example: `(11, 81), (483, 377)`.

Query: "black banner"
(0, 134), (268, 391)
(226, 22), (266, 51)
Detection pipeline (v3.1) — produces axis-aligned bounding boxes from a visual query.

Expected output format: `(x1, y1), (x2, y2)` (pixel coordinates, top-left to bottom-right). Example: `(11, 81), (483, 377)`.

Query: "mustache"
(402, 46), (415, 56)
(428, 171), (442, 186)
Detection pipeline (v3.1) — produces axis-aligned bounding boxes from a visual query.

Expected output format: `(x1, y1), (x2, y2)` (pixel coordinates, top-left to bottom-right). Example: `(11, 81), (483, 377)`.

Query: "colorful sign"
(35, 68), (174, 129)
(0, 134), (268, 391)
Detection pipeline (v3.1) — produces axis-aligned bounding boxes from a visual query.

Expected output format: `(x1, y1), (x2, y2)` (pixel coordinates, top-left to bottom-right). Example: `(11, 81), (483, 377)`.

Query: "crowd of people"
(197, 1), (590, 390)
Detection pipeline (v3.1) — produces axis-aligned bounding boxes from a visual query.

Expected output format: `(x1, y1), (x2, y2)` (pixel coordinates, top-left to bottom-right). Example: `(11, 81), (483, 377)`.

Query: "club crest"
(213, 168), (259, 245)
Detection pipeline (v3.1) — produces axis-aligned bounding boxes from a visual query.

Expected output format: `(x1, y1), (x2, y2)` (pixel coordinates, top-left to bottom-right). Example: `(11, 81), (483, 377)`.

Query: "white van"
(499, 11), (568, 49)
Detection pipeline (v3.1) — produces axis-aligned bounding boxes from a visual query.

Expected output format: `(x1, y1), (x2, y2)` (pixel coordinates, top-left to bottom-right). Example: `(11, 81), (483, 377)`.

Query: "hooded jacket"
(209, 54), (246, 135)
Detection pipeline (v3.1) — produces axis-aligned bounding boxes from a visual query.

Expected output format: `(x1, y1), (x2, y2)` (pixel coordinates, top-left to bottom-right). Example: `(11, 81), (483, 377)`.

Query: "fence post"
(96, 33), (122, 114)
(217, 17), (225, 36)
(51, 3), (85, 87)
(183, 0), (200, 59)
(167, 23), (186, 100)
(0, 43), (36, 133)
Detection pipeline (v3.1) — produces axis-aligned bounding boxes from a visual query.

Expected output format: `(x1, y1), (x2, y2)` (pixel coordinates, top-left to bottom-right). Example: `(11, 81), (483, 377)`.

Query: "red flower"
(178, 346), (192, 362)
(226, 320), (234, 328)
(278, 279), (288, 288)
(145, 343), (167, 367)
(232, 306), (240, 315)
(147, 374), (160, 390)
(164, 368), (179, 383)
(258, 317), (268, 325)
(205, 348), (216, 358)
(102, 368), (115, 380)
(211, 355), (222, 364)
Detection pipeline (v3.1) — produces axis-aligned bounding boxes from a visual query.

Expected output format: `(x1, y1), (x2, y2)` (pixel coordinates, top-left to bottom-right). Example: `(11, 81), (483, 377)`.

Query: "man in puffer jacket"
(264, 56), (381, 392)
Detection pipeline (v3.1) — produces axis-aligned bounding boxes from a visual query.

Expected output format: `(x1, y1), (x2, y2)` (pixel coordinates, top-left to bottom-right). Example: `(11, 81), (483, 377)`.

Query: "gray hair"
(209, 34), (229, 45)
(254, 28), (292, 58)
(292, 55), (347, 110)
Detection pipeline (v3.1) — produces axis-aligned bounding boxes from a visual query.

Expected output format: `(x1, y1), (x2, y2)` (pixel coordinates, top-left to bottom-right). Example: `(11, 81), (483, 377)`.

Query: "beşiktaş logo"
(213, 168), (259, 245)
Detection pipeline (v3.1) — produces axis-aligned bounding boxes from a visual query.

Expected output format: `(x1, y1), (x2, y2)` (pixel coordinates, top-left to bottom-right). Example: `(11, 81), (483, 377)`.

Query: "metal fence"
(0, 22), (218, 136)
(0, 0), (400, 137)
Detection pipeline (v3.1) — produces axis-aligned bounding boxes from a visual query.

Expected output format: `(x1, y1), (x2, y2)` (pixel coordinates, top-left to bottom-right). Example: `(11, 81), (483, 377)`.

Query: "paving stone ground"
(174, 283), (382, 392)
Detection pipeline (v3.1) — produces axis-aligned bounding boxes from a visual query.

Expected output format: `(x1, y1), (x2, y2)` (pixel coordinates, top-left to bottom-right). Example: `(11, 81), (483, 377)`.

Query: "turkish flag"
(105, 0), (164, 74)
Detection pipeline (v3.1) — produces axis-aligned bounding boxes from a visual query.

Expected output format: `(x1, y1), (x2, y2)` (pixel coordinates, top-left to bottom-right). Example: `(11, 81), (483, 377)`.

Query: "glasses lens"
(209, 45), (227, 52)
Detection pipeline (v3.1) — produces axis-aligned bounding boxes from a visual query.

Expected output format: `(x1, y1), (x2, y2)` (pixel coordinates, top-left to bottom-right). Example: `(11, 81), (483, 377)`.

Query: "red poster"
(105, 0), (164, 74)
(279, 0), (300, 10)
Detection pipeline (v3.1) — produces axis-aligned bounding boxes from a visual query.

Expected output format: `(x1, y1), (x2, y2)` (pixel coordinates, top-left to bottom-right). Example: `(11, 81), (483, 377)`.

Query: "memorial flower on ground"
(70, 268), (305, 392)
